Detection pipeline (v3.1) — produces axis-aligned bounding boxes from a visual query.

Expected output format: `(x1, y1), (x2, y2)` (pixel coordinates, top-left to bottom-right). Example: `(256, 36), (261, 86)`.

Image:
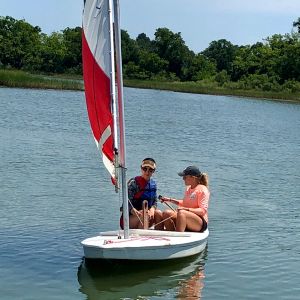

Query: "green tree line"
(1, 16), (300, 92)
(0, 16), (82, 74)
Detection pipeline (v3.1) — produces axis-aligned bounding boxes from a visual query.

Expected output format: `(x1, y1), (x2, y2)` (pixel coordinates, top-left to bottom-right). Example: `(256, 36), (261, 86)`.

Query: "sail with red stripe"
(82, 0), (116, 182)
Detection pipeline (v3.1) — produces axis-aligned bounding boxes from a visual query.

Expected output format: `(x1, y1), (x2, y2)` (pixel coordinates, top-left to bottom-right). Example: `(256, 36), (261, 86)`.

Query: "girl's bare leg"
(163, 210), (177, 231)
(176, 210), (202, 232)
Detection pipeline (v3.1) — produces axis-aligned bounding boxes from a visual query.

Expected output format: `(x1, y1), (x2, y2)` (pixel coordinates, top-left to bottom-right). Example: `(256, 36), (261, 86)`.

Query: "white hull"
(81, 229), (208, 260)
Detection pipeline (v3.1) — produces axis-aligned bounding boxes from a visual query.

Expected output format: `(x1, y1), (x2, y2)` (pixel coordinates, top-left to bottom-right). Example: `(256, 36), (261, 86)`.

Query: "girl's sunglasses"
(142, 167), (155, 173)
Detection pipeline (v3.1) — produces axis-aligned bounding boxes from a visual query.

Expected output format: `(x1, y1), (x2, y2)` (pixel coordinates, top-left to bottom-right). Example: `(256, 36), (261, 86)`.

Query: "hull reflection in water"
(77, 245), (207, 300)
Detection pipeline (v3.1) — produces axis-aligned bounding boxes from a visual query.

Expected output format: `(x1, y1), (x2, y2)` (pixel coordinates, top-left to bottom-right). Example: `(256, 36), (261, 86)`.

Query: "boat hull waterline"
(81, 229), (209, 260)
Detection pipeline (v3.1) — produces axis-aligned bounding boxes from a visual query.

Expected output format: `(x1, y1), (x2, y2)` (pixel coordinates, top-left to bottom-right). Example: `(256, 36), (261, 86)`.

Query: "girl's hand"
(161, 197), (168, 202)
(158, 195), (166, 202)
(159, 195), (171, 203)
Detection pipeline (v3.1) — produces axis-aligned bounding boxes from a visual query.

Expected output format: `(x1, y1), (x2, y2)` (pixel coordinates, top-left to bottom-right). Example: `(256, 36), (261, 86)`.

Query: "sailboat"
(81, 0), (209, 261)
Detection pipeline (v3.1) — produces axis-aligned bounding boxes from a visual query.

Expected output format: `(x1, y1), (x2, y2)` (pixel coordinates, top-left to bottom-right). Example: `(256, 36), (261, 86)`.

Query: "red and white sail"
(82, 0), (115, 181)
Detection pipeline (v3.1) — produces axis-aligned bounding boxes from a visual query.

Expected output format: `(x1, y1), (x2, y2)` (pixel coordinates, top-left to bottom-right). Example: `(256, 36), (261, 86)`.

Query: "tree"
(62, 27), (82, 73)
(230, 34), (300, 83)
(182, 53), (216, 81)
(0, 16), (42, 69)
(267, 34), (300, 82)
(293, 17), (300, 33)
(121, 30), (139, 64)
(230, 42), (278, 81)
(136, 33), (155, 52)
(39, 32), (67, 73)
(153, 27), (193, 79)
(202, 39), (238, 73)
(137, 50), (168, 78)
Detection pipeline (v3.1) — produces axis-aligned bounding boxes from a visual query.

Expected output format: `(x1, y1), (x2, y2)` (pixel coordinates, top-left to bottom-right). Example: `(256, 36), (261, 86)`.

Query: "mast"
(108, 0), (118, 174)
(113, 0), (129, 238)
(110, 0), (129, 238)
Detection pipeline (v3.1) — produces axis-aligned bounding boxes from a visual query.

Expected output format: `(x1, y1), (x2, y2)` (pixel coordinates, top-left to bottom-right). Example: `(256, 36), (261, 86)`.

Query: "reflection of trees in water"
(77, 245), (208, 300)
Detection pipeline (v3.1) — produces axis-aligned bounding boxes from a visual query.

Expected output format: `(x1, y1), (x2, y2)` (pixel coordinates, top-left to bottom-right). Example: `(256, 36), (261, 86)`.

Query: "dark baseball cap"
(178, 166), (202, 177)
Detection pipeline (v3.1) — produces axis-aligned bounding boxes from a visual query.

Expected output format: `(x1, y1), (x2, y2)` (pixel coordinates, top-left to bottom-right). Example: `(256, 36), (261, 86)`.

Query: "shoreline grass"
(0, 69), (84, 91)
(124, 79), (300, 103)
(1, 69), (299, 103)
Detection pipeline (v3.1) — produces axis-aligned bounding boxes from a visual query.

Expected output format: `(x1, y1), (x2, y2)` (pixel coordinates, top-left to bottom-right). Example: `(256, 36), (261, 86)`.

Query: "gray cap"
(178, 166), (202, 177)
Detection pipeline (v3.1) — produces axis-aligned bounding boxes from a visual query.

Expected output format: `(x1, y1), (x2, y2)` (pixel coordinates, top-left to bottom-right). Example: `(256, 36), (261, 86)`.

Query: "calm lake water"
(0, 86), (299, 299)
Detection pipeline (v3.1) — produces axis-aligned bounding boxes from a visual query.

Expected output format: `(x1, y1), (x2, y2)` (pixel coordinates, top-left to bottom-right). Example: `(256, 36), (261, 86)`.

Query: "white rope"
(152, 214), (176, 228)
(127, 198), (144, 226)
(151, 201), (177, 228)
(121, 198), (178, 229)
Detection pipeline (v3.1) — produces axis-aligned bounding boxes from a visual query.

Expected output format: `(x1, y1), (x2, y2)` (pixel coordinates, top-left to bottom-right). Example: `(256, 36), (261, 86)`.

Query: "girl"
(160, 166), (210, 232)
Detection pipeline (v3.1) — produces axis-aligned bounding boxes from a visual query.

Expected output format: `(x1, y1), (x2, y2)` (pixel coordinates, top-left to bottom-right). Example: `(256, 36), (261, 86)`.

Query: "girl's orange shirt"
(178, 184), (210, 222)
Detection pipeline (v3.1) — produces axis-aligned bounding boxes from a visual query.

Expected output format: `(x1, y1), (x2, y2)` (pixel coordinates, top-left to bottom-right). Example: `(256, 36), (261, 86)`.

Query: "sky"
(0, 0), (299, 52)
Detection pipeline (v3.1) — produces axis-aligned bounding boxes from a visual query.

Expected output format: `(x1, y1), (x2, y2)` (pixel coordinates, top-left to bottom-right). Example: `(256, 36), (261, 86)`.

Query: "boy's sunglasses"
(142, 167), (155, 173)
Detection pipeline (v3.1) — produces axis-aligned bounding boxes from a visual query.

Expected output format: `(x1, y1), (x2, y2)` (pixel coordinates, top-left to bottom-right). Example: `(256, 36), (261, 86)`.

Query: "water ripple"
(0, 87), (300, 299)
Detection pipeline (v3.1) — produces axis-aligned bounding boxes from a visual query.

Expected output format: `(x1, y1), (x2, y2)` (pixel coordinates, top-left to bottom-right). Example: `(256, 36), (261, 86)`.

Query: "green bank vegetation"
(124, 79), (300, 102)
(0, 69), (83, 90)
(1, 16), (300, 101)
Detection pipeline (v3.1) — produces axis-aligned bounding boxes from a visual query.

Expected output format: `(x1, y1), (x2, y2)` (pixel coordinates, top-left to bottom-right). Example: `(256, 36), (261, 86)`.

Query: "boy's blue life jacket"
(132, 176), (157, 210)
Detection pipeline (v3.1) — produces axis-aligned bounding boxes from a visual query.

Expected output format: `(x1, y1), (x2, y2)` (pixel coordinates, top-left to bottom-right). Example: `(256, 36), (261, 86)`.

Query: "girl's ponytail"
(198, 173), (209, 187)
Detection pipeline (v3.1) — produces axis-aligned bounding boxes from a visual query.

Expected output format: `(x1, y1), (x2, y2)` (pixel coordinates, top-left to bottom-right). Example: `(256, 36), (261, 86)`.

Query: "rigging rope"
(120, 195), (179, 230)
